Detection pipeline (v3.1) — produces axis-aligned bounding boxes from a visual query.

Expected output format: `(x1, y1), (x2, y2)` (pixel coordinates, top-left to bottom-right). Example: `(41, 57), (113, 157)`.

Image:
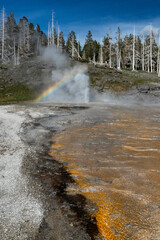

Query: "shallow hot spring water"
(50, 105), (160, 239)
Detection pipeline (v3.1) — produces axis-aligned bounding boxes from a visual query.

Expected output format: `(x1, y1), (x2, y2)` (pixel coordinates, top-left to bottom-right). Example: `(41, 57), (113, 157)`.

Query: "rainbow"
(35, 66), (87, 102)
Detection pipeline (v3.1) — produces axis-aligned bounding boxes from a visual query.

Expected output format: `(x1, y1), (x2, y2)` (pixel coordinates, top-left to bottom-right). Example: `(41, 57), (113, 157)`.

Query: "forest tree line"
(0, 8), (160, 76)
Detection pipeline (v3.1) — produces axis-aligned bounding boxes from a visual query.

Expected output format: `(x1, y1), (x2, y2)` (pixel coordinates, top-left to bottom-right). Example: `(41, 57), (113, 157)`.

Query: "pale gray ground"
(0, 106), (44, 240)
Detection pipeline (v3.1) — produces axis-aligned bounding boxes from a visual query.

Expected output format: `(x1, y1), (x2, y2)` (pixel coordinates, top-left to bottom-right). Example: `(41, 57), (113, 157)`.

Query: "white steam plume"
(40, 46), (89, 103)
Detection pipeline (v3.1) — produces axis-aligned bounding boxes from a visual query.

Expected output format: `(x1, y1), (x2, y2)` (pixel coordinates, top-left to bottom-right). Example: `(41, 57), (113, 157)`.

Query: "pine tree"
(142, 34), (145, 71)
(6, 11), (18, 43)
(144, 30), (157, 72)
(83, 30), (94, 61)
(18, 16), (28, 52)
(121, 34), (131, 68)
(93, 40), (100, 62)
(66, 31), (77, 57)
(59, 31), (65, 51)
(82, 50), (86, 60)
(103, 36), (110, 64)
(151, 31), (158, 71)
(135, 35), (142, 70)
(41, 31), (48, 46)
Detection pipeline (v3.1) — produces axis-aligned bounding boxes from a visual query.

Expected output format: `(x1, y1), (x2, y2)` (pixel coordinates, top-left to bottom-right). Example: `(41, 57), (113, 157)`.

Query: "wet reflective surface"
(50, 104), (160, 239)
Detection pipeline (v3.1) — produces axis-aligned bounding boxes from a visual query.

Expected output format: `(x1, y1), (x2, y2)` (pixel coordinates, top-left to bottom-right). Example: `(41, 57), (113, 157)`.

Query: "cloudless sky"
(1, 0), (160, 44)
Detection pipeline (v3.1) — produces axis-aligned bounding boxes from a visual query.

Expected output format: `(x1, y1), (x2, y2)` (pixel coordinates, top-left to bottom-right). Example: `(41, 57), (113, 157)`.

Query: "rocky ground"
(88, 64), (160, 103)
(0, 103), (102, 240)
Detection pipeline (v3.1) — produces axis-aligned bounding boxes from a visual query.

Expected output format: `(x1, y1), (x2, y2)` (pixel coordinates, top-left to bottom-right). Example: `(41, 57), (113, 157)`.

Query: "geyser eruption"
(36, 46), (89, 103)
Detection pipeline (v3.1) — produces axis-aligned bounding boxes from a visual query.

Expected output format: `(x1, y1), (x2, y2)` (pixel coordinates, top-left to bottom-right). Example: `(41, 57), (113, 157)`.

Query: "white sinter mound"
(0, 106), (43, 240)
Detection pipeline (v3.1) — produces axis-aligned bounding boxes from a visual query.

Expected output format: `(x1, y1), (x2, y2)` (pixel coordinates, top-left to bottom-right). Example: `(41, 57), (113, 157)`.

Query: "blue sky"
(2, 0), (160, 44)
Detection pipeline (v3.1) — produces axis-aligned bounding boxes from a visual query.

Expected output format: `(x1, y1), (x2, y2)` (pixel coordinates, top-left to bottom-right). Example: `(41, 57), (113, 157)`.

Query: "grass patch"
(0, 82), (35, 104)
(88, 65), (160, 93)
(105, 80), (132, 92)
